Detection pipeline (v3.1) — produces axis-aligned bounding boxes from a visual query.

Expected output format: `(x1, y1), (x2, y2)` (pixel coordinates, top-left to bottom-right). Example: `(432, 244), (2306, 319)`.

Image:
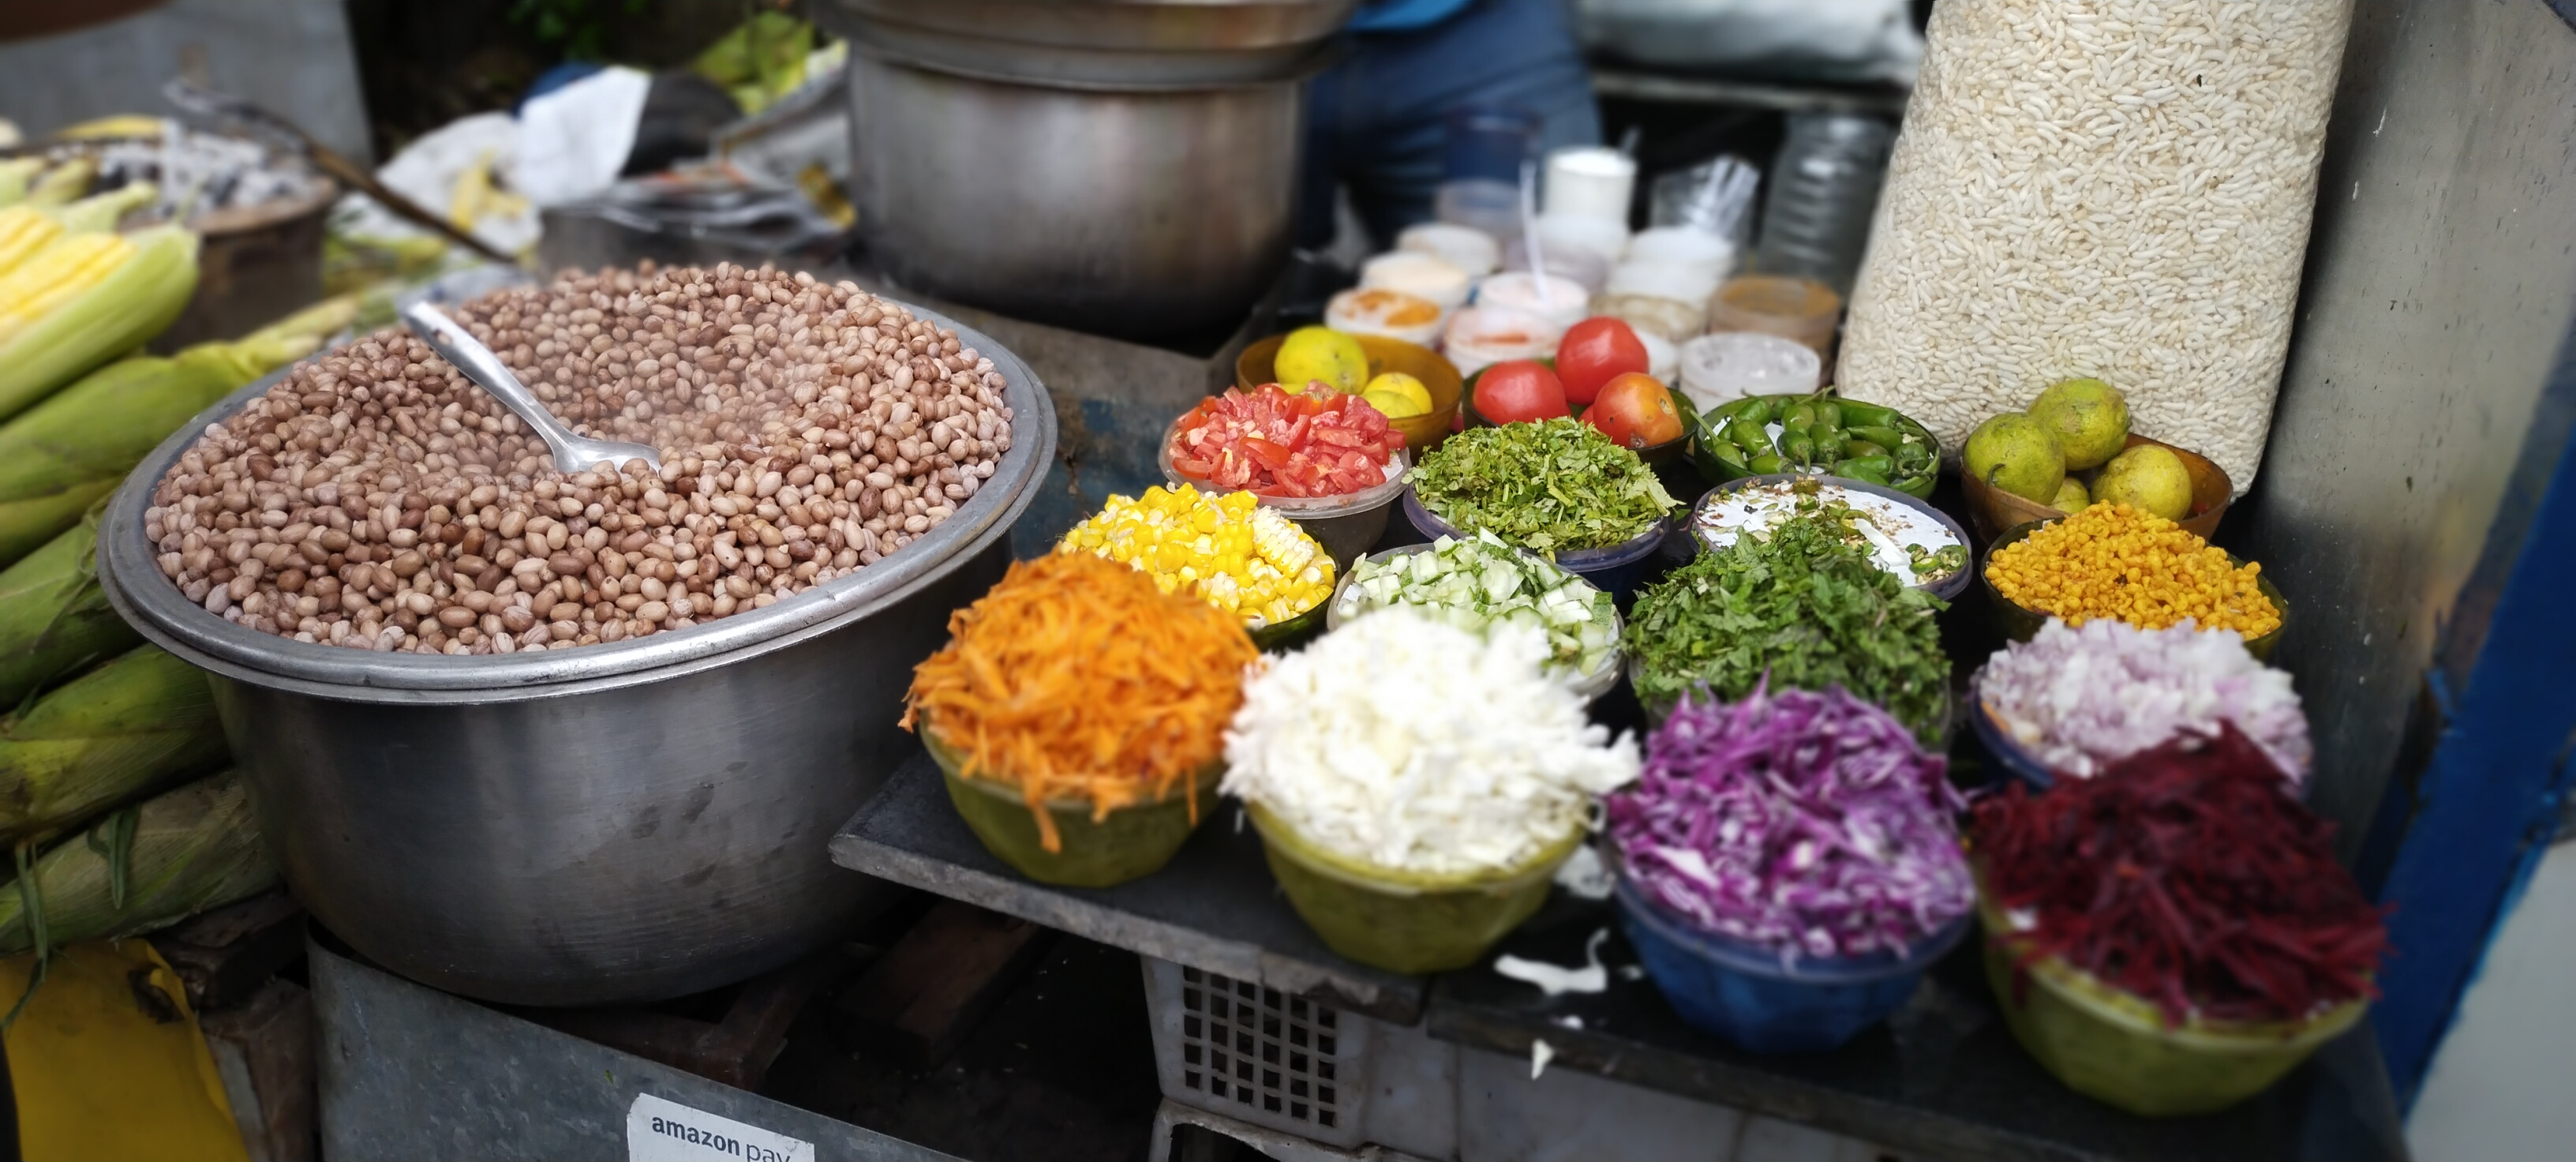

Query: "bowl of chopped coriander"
(1691, 475), (1972, 599)
(1402, 418), (1681, 598)
(1622, 512), (1953, 744)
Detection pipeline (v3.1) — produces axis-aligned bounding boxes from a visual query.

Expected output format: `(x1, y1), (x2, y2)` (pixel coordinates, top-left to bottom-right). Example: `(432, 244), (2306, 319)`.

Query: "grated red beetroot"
(1971, 723), (2386, 1026)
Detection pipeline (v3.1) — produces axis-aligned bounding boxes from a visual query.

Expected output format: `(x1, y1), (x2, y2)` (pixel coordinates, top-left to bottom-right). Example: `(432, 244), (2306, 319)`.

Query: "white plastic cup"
(1443, 305), (1556, 377)
(1500, 238), (1610, 294)
(1397, 222), (1501, 277)
(1473, 272), (1589, 340)
(1639, 329), (1679, 384)
(1543, 146), (1638, 223)
(1605, 261), (1722, 312)
(1360, 250), (1472, 310)
(1627, 226), (1738, 280)
(1535, 212), (1630, 268)
(1678, 332), (1823, 414)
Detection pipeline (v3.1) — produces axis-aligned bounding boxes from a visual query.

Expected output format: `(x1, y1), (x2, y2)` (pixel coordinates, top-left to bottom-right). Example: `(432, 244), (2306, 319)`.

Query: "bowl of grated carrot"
(904, 553), (1257, 888)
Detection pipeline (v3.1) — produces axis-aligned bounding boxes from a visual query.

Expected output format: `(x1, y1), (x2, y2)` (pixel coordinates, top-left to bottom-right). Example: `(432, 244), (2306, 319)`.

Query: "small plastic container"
(1326, 287), (1447, 347)
(1249, 801), (1583, 975)
(1500, 237), (1612, 295)
(1689, 474), (1972, 600)
(1977, 901), (2368, 1116)
(1677, 332), (1821, 414)
(1361, 250), (1473, 311)
(1589, 292), (1702, 344)
(1401, 487), (1675, 600)
(1616, 874), (1969, 1054)
(1982, 519), (2289, 661)
(1627, 226), (1737, 280)
(1707, 276), (1841, 356)
(1436, 178), (1522, 242)
(1605, 261), (1721, 313)
(1534, 212), (1631, 268)
(1473, 272), (1590, 339)
(1442, 305), (1556, 377)
(1327, 542), (1624, 702)
(1638, 329), (1679, 383)
(1158, 418), (1410, 573)
(1398, 222), (1501, 277)
(1542, 146), (1638, 223)
(923, 723), (1222, 889)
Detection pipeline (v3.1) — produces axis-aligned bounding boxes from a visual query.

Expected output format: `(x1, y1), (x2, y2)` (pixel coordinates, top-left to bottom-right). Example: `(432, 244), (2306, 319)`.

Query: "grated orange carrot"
(902, 552), (1258, 852)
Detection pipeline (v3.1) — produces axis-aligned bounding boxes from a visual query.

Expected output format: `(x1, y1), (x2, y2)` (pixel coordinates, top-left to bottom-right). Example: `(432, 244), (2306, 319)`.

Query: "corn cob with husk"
(0, 646), (224, 845)
(0, 770), (272, 956)
(0, 159), (42, 208)
(0, 182), (160, 277)
(0, 516), (139, 710)
(17, 157), (94, 208)
(0, 292), (358, 568)
(0, 223), (199, 422)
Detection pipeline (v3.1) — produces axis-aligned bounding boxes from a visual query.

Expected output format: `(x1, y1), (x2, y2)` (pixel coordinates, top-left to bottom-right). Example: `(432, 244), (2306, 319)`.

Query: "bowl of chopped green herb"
(1622, 513), (1953, 743)
(1692, 475), (1972, 598)
(1403, 418), (1681, 597)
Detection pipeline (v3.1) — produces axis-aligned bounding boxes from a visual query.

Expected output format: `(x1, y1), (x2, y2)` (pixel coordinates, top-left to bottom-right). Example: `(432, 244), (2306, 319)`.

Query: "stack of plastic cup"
(1543, 146), (1638, 223)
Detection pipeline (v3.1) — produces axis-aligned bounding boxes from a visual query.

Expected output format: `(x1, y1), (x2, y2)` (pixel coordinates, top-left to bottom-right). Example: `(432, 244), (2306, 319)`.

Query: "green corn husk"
(0, 515), (140, 710)
(0, 292), (358, 567)
(0, 223), (199, 424)
(0, 159), (43, 208)
(0, 645), (226, 845)
(20, 158), (95, 208)
(0, 770), (273, 956)
(50, 181), (157, 235)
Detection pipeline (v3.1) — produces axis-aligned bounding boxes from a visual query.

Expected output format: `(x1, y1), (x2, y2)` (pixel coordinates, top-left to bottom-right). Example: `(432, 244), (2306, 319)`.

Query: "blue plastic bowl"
(1402, 486), (1675, 599)
(1966, 668), (2064, 792)
(1615, 876), (1971, 1054)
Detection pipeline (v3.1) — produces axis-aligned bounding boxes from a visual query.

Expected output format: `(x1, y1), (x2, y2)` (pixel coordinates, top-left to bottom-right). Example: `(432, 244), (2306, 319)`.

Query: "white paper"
(627, 1093), (815, 1162)
(516, 66), (652, 207)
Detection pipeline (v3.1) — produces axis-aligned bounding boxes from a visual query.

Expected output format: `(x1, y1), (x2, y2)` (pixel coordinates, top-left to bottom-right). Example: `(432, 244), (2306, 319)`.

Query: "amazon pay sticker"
(627, 1093), (815, 1162)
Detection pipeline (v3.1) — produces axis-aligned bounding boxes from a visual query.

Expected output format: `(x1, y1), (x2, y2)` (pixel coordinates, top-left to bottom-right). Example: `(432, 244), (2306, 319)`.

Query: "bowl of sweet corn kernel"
(1981, 504), (2287, 660)
(1158, 418), (1411, 573)
(1059, 484), (1339, 650)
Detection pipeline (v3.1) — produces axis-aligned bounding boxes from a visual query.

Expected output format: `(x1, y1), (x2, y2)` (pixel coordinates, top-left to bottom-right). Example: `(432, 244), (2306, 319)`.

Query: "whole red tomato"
(1554, 317), (1650, 406)
(1584, 373), (1684, 450)
(1473, 360), (1570, 425)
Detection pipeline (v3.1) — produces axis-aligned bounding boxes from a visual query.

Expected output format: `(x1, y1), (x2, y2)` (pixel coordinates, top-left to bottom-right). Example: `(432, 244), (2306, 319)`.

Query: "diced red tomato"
(1166, 383), (1405, 497)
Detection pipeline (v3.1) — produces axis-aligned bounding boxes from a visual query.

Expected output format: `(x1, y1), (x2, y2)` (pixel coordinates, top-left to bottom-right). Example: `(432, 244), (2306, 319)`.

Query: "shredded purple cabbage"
(1606, 681), (1975, 962)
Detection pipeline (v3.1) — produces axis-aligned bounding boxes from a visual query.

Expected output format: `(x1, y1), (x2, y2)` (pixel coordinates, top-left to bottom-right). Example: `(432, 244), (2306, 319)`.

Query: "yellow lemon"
(1361, 371), (1432, 418)
(1275, 326), (1368, 395)
(2095, 444), (2195, 521)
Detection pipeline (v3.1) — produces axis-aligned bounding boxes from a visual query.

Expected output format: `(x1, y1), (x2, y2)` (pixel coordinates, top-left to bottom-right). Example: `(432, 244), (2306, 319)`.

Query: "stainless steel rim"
(840, 24), (1342, 93)
(99, 302), (1056, 703)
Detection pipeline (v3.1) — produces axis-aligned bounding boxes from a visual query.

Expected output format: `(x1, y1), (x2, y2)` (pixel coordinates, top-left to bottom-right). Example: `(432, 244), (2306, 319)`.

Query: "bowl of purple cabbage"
(1604, 681), (1975, 1052)
(1972, 619), (2311, 793)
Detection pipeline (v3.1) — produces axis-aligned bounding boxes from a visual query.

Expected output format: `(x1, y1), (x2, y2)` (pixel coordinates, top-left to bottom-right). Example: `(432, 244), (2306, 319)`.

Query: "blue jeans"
(1297, 0), (1603, 250)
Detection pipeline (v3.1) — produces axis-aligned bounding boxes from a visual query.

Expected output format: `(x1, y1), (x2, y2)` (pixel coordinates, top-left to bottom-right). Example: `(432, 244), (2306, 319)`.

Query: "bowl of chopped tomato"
(1234, 334), (1464, 452)
(1163, 384), (1413, 570)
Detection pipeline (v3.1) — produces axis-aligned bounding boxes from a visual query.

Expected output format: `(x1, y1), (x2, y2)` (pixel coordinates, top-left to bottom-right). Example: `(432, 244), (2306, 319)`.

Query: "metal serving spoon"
(401, 300), (662, 474)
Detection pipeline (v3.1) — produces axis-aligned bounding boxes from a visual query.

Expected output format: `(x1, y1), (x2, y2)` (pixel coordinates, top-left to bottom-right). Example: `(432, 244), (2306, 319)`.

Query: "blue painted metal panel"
(2372, 314), (2576, 1104)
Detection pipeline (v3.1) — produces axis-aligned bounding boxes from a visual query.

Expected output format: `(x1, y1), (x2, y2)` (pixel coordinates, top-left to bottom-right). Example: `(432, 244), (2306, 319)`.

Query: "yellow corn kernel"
(0, 207), (66, 277)
(1983, 503), (2278, 637)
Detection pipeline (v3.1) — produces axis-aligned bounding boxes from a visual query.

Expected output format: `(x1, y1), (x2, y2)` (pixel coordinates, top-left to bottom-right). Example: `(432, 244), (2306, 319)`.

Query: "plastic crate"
(1144, 959), (1376, 1147)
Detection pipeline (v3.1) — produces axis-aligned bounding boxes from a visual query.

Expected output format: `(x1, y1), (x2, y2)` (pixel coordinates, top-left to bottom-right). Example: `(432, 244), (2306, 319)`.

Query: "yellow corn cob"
(51, 114), (169, 141)
(0, 232), (135, 344)
(21, 158), (94, 208)
(0, 159), (42, 207)
(0, 224), (198, 422)
(0, 208), (63, 277)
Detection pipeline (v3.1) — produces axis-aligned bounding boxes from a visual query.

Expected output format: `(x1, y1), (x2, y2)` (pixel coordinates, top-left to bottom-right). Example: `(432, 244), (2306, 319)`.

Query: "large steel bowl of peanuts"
(96, 263), (1056, 1005)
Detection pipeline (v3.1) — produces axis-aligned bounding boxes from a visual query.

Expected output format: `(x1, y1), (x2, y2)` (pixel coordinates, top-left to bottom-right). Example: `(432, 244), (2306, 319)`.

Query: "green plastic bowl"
(1246, 802), (1583, 975)
(1978, 901), (2365, 1116)
(1980, 519), (2288, 660)
(1249, 596), (1330, 651)
(923, 725), (1222, 889)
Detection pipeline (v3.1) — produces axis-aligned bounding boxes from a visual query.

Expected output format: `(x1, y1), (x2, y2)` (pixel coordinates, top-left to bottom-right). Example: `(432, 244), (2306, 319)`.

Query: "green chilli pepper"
(1845, 438), (1892, 460)
(1725, 418), (1773, 459)
(1783, 431), (1816, 464)
(1812, 399), (1843, 429)
(1851, 425), (1907, 451)
(1836, 400), (1900, 429)
(1749, 453), (1785, 474)
(1833, 455), (1895, 485)
(1784, 402), (1818, 432)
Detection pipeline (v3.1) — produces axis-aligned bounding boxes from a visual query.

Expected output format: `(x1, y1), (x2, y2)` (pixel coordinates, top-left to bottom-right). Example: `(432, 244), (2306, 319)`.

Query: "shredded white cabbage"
(1222, 610), (1639, 876)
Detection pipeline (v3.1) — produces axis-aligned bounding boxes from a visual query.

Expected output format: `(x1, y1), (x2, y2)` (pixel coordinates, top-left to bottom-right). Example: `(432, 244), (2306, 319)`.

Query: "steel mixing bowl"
(99, 305), (1056, 1006)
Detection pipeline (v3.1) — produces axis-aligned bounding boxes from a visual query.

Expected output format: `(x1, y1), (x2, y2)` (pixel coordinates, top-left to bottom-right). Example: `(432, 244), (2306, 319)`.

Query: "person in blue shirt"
(1298, 0), (1602, 250)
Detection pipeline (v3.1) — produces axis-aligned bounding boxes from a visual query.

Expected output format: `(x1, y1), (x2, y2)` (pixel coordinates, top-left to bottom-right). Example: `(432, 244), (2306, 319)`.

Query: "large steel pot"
(98, 305), (1056, 1007)
(822, 0), (1354, 339)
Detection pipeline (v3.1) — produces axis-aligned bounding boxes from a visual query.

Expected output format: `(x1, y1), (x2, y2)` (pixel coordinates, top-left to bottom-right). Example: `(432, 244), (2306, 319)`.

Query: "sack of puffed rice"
(1837, 0), (2353, 491)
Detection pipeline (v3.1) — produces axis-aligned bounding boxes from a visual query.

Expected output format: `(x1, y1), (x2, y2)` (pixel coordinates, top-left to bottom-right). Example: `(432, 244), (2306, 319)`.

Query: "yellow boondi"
(1986, 503), (2280, 638)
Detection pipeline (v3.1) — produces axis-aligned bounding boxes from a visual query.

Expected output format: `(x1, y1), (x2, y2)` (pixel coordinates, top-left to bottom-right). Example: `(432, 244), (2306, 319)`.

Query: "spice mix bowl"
(1976, 901), (2366, 1116)
(1617, 875), (1968, 1054)
(1981, 519), (2289, 661)
(98, 305), (1058, 1007)
(1247, 801), (1582, 975)
(923, 722), (1222, 889)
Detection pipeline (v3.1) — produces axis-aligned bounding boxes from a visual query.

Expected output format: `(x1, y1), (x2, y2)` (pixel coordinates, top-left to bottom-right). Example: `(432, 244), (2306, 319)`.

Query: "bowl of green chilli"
(1683, 391), (1941, 499)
